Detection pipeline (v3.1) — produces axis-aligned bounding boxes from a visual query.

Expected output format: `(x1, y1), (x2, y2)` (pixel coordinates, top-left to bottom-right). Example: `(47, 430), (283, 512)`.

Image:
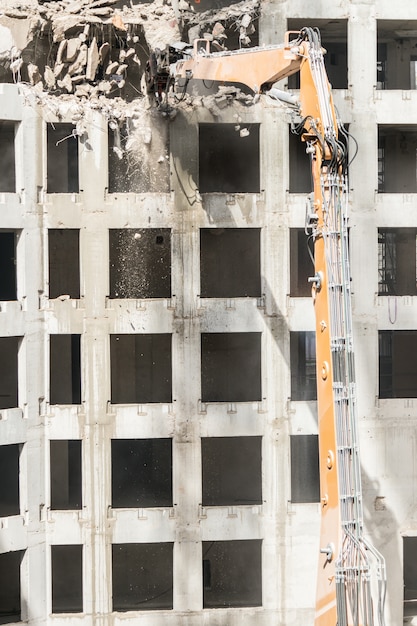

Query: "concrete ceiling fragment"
(0, 0), (260, 133)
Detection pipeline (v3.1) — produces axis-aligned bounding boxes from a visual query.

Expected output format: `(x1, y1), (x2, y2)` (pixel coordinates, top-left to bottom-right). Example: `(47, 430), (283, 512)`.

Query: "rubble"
(0, 0), (259, 97)
(86, 38), (99, 81)
(0, 0), (261, 142)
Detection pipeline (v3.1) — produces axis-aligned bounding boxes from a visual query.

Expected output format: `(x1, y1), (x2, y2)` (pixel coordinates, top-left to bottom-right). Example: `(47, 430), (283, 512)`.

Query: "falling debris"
(0, 0), (261, 176)
(86, 37), (99, 81)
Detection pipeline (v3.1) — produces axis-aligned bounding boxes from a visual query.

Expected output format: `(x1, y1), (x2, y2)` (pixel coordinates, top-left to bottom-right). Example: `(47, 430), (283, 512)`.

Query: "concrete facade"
(1, 0), (417, 624)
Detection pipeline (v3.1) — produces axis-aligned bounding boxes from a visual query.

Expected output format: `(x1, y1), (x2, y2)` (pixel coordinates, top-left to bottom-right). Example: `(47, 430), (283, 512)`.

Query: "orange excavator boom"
(147, 27), (387, 626)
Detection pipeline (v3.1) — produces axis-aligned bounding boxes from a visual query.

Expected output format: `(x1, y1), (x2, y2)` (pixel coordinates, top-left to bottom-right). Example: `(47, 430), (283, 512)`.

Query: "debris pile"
(0, 0), (259, 105)
(1, 0), (261, 185)
(183, 0), (259, 48)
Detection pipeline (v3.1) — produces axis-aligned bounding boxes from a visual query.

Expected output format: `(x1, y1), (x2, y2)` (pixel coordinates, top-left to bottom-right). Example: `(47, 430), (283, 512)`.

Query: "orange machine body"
(173, 37), (301, 93)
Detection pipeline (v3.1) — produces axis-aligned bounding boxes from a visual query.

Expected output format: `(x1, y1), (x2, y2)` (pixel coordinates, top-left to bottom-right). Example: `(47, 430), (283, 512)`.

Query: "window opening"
(200, 228), (261, 298)
(110, 334), (172, 404)
(0, 550), (24, 624)
(379, 331), (417, 398)
(50, 440), (82, 510)
(0, 231), (17, 301)
(290, 228), (314, 296)
(111, 439), (172, 508)
(378, 126), (417, 193)
(50, 335), (81, 405)
(0, 121), (16, 193)
(48, 230), (80, 299)
(202, 436), (262, 506)
(202, 540), (262, 608)
(290, 331), (317, 401)
(109, 229), (171, 299)
(404, 536), (417, 618)
(378, 228), (417, 295)
(290, 435), (320, 503)
(112, 543), (173, 611)
(201, 332), (262, 402)
(411, 57), (417, 90)
(0, 336), (19, 410)
(199, 123), (260, 193)
(51, 545), (83, 613)
(377, 21), (417, 90)
(287, 19), (348, 89)
(47, 123), (79, 193)
(0, 444), (20, 517)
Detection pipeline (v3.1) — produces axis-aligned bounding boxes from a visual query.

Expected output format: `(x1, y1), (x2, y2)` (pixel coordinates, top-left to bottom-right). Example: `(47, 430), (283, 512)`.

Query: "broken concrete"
(0, 0), (259, 109)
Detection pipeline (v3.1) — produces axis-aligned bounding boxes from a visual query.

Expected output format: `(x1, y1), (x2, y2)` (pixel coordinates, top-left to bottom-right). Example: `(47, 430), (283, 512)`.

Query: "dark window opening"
(378, 228), (417, 295)
(111, 439), (172, 508)
(51, 545), (83, 613)
(112, 543), (173, 611)
(50, 440), (82, 510)
(287, 19), (348, 89)
(199, 123), (260, 193)
(0, 122), (16, 193)
(109, 229), (171, 299)
(289, 130), (312, 193)
(48, 229), (80, 299)
(47, 123), (79, 193)
(108, 113), (169, 193)
(110, 334), (172, 404)
(290, 228), (313, 296)
(202, 540), (262, 608)
(200, 228), (261, 298)
(290, 435), (320, 503)
(377, 21), (417, 90)
(0, 231), (17, 301)
(201, 332), (261, 403)
(290, 331), (317, 401)
(404, 536), (417, 618)
(0, 336), (19, 410)
(0, 550), (24, 624)
(202, 436), (262, 506)
(378, 126), (417, 193)
(108, 124), (143, 193)
(0, 444), (20, 517)
(50, 335), (81, 405)
(379, 331), (417, 399)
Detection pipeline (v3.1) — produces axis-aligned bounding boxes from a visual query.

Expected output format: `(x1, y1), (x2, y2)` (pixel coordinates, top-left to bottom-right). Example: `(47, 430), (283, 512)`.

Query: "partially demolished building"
(1, 0), (417, 624)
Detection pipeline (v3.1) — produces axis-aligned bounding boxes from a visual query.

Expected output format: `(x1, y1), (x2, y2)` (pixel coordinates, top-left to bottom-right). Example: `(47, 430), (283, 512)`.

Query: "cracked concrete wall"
(1, 1), (417, 625)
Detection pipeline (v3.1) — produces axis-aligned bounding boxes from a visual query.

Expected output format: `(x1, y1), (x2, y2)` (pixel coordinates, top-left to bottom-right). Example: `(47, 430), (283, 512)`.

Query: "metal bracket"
(308, 272), (322, 291)
(320, 542), (335, 563)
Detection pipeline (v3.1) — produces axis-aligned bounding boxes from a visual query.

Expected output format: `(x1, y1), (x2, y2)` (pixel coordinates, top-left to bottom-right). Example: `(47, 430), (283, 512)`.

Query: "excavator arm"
(147, 28), (386, 626)
(156, 35), (302, 93)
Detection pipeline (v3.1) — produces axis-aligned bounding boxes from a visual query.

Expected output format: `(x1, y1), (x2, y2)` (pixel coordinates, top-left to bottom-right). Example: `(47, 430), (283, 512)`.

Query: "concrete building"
(0, 0), (417, 624)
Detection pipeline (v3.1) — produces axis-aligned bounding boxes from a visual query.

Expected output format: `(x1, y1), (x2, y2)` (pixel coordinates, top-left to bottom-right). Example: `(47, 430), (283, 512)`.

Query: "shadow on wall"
(361, 469), (399, 624)
(169, 110), (403, 620)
